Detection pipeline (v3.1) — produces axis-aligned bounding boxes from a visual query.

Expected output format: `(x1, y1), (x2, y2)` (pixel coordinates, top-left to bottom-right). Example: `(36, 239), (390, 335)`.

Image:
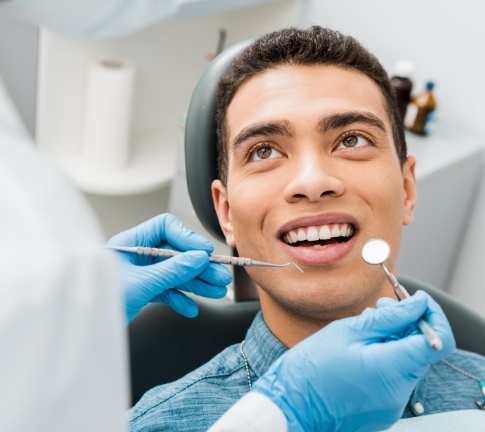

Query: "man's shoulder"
(130, 343), (249, 432)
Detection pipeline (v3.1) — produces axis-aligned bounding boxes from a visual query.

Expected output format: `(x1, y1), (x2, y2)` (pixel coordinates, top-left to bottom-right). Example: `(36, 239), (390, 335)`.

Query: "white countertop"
(406, 124), (485, 182)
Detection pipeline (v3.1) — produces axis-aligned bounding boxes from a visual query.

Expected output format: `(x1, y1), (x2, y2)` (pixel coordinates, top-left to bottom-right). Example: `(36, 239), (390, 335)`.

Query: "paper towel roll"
(82, 56), (136, 171)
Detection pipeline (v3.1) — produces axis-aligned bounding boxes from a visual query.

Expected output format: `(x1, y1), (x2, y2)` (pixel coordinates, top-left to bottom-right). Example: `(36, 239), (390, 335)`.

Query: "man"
(129, 26), (485, 431)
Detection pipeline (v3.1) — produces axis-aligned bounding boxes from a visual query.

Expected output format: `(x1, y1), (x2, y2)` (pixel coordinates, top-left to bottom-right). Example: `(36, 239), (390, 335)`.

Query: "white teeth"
(297, 228), (307, 241)
(307, 226), (319, 241)
(331, 225), (340, 237)
(319, 225), (331, 240)
(283, 223), (354, 244)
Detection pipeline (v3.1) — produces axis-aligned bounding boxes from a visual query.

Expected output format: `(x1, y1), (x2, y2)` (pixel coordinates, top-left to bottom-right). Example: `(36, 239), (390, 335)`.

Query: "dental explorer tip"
(289, 262), (304, 273)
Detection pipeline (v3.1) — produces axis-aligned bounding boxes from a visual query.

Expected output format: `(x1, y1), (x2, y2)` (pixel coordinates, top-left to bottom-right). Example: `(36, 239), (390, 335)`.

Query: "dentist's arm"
(1, 0), (179, 39)
(210, 291), (456, 432)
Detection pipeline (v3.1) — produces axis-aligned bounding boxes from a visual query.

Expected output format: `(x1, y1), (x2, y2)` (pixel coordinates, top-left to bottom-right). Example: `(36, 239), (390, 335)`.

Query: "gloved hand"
(252, 291), (456, 432)
(106, 213), (233, 323)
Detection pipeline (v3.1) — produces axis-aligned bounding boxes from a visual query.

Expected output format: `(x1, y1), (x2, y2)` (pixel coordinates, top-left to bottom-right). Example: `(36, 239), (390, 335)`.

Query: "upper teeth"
(283, 223), (353, 244)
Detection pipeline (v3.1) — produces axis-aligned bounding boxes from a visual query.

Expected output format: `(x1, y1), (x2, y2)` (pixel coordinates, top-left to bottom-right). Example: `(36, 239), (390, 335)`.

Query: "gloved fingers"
(106, 223), (155, 266)
(417, 291), (456, 357)
(125, 304), (142, 324)
(304, 292), (429, 349)
(376, 296), (399, 308)
(371, 293), (456, 371)
(374, 289), (450, 344)
(160, 214), (214, 253)
(106, 221), (146, 248)
(177, 277), (228, 299)
(152, 289), (199, 318)
(134, 250), (211, 300)
(382, 291), (455, 366)
(195, 262), (233, 286)
(360, 297), (397, 317)
(374, 296), (418, 341)
(354, 291), (430, 341)
(150, 246), (234, 289)
(106, 213), (214, 253)
(110, 214), (176, 247)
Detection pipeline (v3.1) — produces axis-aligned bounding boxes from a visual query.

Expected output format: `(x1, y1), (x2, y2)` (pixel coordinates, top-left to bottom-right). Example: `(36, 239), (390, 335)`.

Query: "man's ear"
(402, 155), (417, 226)
(211, 179), (236, 247)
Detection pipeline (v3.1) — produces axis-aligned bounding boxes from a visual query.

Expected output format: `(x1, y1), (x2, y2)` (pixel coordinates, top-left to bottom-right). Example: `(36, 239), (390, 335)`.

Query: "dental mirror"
(361, 238), (391, 265)
(361, 237), (443, 351)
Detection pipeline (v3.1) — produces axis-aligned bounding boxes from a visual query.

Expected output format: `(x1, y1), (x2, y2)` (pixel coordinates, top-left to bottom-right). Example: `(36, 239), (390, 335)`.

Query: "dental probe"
(361, 238), (443, 351)
(105, 246), (304, 273)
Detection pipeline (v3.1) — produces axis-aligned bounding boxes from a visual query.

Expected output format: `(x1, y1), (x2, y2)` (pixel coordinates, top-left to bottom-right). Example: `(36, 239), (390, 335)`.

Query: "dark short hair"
(216, 26), (406, 185)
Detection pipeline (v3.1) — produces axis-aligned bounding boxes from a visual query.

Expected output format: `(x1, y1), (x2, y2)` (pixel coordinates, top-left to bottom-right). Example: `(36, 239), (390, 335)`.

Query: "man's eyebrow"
(232, 121), (294, 150)
(317, 112), (387, 134)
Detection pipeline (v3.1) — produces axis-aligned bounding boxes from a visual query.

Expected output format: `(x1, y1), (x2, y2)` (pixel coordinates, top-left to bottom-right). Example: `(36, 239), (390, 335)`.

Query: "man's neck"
(257, 288), (387, 348)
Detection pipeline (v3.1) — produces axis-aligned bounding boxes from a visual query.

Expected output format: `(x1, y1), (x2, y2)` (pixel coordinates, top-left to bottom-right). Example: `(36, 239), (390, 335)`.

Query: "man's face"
(212, 65), (417, 330)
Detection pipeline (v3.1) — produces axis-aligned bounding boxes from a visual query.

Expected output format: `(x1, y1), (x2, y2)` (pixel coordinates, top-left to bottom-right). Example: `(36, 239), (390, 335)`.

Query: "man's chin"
(258, 283), (370, 321)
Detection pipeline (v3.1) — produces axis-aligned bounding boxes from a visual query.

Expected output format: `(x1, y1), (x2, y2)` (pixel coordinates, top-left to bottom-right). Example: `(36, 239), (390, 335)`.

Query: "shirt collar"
(242, 311), (288, 379)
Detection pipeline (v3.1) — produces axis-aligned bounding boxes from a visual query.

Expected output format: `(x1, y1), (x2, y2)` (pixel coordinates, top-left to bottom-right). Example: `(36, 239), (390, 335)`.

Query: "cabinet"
(397, 125), (483, 290)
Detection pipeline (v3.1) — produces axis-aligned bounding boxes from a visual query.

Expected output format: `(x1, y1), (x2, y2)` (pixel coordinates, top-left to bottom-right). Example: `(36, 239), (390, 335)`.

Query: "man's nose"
(282, 154), (345, 203)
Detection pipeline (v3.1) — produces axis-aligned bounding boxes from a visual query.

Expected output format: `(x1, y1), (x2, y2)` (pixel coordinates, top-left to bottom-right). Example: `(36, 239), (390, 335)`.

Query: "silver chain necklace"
(240, 340), (485, 409)
(239, 340), (252, 390)
(441, 359), (485, 410)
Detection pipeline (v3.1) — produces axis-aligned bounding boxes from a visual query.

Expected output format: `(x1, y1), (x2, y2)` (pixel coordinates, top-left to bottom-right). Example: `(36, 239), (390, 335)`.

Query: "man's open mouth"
(282, 223), (355, 249)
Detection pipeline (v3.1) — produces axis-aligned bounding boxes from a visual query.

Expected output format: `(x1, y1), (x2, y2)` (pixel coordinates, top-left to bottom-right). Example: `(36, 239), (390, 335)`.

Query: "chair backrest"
(184, 39), (251, 244)
(398, 274), (485, 357)
(128, 299), (260, 406)
(184, 39), (260, 302)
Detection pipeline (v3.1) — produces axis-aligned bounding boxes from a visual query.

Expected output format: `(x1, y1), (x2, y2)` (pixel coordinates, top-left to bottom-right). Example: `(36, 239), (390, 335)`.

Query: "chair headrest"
(184, 40), (252, 243)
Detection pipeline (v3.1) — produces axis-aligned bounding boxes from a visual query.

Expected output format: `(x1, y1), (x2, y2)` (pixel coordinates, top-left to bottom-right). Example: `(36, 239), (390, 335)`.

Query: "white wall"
(300, 0), (485, 315)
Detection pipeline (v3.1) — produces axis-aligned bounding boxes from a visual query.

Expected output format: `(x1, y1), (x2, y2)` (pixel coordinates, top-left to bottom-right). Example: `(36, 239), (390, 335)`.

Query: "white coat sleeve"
(0, 76), (129, 432)
(0, 0), (179, 39)
(208, 392), (288, 432)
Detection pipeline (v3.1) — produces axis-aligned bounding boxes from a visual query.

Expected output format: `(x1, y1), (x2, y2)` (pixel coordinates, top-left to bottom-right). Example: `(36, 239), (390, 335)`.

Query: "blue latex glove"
(106, 214), (233, 323)
(252, 291), (456, 432)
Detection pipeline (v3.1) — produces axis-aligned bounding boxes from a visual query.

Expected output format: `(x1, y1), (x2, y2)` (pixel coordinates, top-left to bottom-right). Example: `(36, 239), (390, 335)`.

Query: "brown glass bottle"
(404, 82), (437, 135)
(390, 61), (414, 122)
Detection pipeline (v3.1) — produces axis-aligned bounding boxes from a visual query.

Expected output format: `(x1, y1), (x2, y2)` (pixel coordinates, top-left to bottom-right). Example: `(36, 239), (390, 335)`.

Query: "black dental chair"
(128, 40), (485, 406)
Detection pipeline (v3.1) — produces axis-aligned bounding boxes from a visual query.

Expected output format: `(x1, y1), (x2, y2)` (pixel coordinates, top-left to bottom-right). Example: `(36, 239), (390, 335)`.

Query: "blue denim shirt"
(130, 312), (485, 431)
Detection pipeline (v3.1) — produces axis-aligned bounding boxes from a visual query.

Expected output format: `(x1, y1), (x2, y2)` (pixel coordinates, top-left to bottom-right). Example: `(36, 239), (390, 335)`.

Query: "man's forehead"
(226, 64), (392, 144)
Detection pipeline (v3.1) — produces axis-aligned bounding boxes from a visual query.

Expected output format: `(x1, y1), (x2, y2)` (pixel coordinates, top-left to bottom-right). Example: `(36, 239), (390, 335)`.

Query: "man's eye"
(338, 134), (370, 149)
(250, 145), (282, 161)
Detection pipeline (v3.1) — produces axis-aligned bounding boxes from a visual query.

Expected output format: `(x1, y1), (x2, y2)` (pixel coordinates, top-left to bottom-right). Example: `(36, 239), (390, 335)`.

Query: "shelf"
(47, 133), (176, 196)
(406, 124), (485, 182)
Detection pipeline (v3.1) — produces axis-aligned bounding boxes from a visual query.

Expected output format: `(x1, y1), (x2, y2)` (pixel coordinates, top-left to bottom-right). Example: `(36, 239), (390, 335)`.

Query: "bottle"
(390, 60), (415, 122)
(404, 81), (437, 135)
